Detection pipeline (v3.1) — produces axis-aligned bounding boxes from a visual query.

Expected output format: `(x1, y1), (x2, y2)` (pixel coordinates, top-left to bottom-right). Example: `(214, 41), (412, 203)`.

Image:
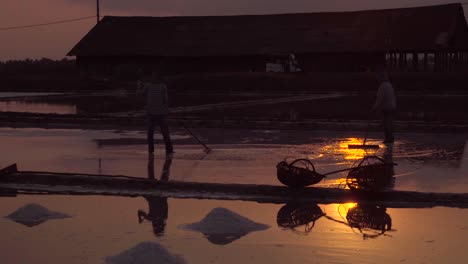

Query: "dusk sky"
(0, 0), (465, 60)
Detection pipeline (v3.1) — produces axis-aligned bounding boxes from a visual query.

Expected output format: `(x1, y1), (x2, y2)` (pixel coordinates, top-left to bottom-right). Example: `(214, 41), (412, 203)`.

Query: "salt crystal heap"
(105, 242), (186, 264)
(5, 203), (70, 227)
(182, 207), (269, 245)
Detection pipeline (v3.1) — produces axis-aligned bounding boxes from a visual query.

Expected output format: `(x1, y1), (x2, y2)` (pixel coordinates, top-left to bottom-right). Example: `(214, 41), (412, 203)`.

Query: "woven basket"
(346, 156), (395, 191)
(276, 158), (325, 188)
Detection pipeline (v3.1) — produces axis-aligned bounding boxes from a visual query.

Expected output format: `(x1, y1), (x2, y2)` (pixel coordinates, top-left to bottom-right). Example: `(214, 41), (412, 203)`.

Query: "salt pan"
(105, 242), (186, 264)
(5, 203), (70, 227)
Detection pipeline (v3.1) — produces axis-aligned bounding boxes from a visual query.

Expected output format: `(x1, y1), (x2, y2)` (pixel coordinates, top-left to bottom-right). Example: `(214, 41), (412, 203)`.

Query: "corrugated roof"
(68, 3), (468, 57)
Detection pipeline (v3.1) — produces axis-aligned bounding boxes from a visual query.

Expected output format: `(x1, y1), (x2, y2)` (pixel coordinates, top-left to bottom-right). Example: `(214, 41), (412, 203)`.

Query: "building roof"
(68, 3), (468, 57)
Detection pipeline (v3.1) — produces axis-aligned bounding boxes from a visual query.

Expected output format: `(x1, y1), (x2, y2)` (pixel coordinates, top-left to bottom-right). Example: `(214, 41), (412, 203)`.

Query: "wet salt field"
(0, 92), (61, 99)
(1, 127), (467, 263)
(1, 91), (467, 121)
(1, 128), (466, 192)
(0, 101), (77, 114)
(0, 92), (76, 114)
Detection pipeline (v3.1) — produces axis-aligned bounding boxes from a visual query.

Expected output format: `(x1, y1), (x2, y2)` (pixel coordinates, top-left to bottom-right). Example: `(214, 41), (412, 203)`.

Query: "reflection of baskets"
(276, 159), (325, 188)
(346, 156), (395, 191)
(277, 203), (325, 233)
(346, 205), (392, 239)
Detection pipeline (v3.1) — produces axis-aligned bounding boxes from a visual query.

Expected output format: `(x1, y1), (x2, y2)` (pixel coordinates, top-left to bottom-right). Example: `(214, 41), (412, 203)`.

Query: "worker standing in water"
(138, 70), (173, 156)
(371, 70), (396, 144)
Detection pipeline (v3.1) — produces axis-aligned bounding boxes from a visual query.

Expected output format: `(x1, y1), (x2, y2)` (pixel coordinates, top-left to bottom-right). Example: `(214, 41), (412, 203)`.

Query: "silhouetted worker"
(139, 71), (173, 156)
(371, 70), (396, 144)
(137, 155), (173, 236)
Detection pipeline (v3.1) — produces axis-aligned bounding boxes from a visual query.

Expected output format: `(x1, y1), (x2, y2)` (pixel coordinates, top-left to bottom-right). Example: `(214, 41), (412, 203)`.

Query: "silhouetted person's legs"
(147, 154), (155, 180)
(147, 115), (156, 154)
(383, 110), (395, 143)
(147, 115), (173, 154)
(382, 145), (396, 189)
(160, 156), (173, 182)
(156, 116), (173, 154)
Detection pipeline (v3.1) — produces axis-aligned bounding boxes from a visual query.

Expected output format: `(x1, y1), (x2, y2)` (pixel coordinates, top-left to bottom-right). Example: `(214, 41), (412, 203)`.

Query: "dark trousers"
(382, 110), (395, 142)
(147, 115), (173, 154)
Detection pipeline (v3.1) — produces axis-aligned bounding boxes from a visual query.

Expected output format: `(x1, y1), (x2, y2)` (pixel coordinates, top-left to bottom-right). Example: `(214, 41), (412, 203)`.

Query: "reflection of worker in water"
(371, 70), (397, 144)
(383, 145), (396, 188)
(138, 155), (173, 236)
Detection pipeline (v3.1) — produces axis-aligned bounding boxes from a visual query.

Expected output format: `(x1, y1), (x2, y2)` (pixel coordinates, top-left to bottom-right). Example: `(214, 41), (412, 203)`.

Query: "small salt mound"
(5, 203), (70, 227)
(182, 207), (269, 244)
(105, 242), (186, 264)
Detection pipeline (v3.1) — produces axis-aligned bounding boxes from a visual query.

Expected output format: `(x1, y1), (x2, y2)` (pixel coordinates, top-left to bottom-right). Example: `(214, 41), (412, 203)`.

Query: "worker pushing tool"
(138, 70), (174, 156)
(371, 69), (397, 144)
(348, 67), (396, 149)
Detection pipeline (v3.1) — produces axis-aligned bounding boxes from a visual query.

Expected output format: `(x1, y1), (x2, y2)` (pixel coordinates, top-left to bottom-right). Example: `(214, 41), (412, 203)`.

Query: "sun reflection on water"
(321, 138), (381, 161)
(338, 203), (358, 217)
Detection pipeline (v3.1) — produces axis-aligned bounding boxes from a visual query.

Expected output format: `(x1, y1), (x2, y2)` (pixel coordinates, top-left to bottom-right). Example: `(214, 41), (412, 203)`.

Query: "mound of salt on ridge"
(182, 207), (269, 244)
(5, 203), (70, 227)
(105, 242), (186, 264)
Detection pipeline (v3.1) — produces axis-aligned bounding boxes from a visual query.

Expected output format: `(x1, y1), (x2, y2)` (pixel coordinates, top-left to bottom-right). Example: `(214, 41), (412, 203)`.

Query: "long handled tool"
(348, 118), (380, 149)
(183, 125), (212, 153)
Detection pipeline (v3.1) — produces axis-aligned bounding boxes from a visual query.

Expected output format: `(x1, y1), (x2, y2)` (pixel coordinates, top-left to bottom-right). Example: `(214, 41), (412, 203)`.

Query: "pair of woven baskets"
(277, 156), (395, 190)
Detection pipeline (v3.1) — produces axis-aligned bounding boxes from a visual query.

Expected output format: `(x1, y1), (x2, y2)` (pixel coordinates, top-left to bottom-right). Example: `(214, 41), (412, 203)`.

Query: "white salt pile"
(182, 207), (269, 238)
(5, 203), (70, 227)
(105, 242), (186, 264)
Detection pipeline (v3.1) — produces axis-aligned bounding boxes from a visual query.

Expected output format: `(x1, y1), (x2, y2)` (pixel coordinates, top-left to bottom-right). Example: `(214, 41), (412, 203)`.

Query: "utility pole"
(96, 0), (100, 24)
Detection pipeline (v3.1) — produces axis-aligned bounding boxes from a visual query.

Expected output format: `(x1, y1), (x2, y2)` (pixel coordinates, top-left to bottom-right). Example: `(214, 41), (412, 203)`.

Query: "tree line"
(0, 58), (76, 75)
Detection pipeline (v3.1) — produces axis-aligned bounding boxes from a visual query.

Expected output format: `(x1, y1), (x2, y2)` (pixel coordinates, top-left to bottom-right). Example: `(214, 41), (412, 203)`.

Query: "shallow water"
(0, 195), (467, 264)
(0, 128), (466, 193)
(1, 127), (467, 263)
(0, 101), (77, 114)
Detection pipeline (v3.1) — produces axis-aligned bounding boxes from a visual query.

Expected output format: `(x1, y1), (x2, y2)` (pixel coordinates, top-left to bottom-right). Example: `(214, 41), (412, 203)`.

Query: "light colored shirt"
(373, 81), (396, 112)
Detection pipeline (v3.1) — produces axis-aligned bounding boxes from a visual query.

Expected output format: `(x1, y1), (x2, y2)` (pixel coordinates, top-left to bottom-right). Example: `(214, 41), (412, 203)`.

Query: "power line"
(0, 16), (95, 31)
(1, 2), (468, 31)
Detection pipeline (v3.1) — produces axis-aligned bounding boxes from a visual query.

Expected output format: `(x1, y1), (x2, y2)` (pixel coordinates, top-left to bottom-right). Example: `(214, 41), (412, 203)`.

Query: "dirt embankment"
(2, 71), (468, 93)
(165, 72), (468, 93)
(1, 72), (467, 131)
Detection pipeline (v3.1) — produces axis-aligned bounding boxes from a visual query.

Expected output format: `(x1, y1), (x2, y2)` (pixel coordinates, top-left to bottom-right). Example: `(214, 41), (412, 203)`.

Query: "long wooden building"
(68, 3), (468, 73)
